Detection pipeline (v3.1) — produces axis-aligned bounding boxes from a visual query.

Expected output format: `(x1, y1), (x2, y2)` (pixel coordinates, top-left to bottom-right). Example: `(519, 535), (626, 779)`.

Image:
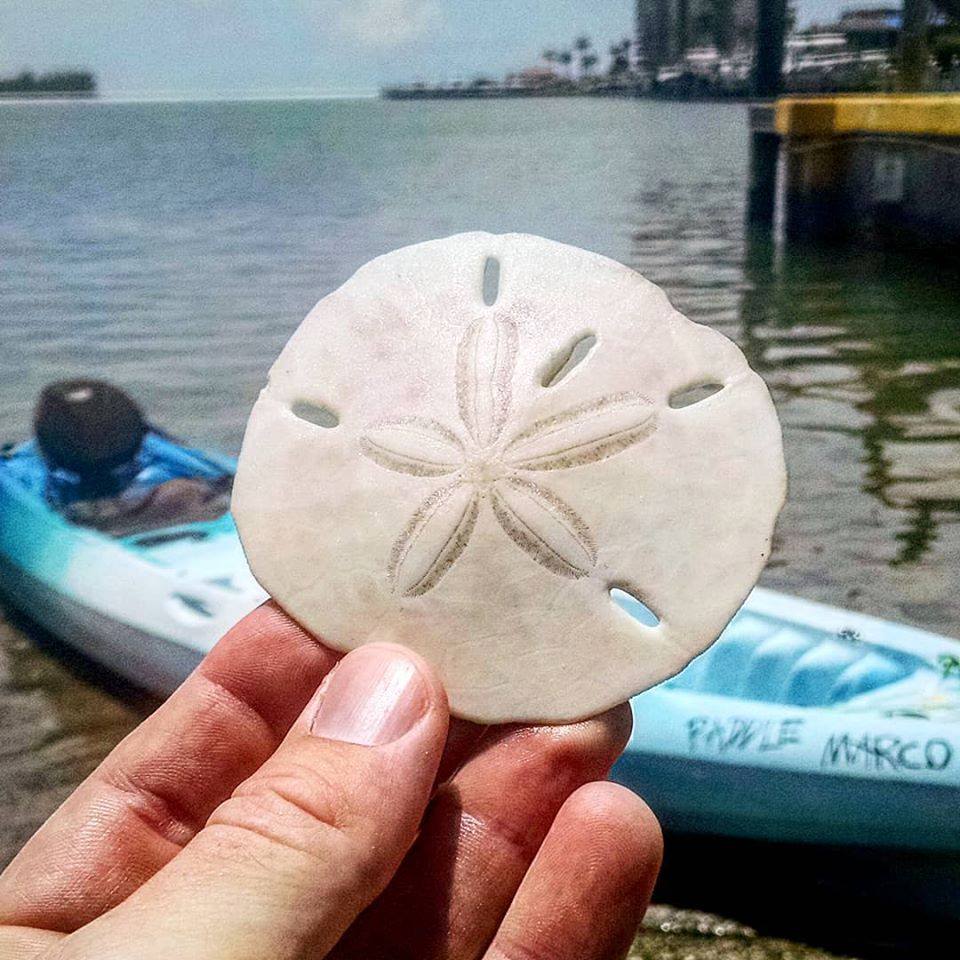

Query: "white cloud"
(328, 0), (441, 47)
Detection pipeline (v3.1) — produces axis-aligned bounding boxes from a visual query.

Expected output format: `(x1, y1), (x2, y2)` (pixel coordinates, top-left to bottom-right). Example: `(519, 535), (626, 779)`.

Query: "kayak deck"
(618, 587), (955, 714)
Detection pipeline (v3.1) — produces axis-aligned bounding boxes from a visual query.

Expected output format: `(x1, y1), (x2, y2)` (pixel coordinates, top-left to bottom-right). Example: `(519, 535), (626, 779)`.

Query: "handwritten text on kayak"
(687, 716), (804, 755)
(820, 733), (952, 772)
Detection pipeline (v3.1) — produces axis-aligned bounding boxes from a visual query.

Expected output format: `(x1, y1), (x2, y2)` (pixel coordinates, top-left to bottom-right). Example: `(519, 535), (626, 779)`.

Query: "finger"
(332, 701), (633, 960)
(485, 782), (662, 960)
(0, 927), (65, 959)
(55, 643), (449, 960)
(0, 601), (339, 931)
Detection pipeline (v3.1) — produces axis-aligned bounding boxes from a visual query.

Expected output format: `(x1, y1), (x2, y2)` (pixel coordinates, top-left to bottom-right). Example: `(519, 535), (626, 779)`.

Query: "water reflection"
(738, 235), (960, 636)
(629, 185), (960, 636)
(743, 238), (960, 564)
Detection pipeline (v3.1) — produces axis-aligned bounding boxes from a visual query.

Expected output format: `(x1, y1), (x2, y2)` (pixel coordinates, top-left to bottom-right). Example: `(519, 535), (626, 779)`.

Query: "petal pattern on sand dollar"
(504, 392), (656, 471)
(489, 476), (597, 579)
(456, 314), (518, 446)
(360, 418), (464, 477)
(390, 481), (480, 596)
(363, 318), (655, 593)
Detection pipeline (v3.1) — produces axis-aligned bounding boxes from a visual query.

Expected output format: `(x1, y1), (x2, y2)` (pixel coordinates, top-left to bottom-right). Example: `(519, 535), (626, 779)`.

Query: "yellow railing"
(775, 94), (960, 138)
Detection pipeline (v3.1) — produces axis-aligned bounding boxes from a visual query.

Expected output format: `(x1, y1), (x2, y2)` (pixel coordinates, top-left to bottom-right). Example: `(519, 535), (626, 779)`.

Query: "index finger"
(0, 601), (338, 932)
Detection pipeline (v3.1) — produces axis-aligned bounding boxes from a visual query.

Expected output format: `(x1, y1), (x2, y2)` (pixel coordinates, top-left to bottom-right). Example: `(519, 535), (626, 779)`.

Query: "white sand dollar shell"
(233, 232), (786, 723)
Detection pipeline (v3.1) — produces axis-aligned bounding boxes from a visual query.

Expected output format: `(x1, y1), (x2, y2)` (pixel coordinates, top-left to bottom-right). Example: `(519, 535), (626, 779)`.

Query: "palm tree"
(541, 48), (559, 79)
(608, 38), (632, 76)
(573, 35), (593, 80)
(581, 53), (600, 77)
(558, 49), (573, 80)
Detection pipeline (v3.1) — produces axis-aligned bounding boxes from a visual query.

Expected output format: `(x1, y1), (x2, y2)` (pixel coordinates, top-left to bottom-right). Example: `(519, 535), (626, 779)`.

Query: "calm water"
(2, 97), (959, 955)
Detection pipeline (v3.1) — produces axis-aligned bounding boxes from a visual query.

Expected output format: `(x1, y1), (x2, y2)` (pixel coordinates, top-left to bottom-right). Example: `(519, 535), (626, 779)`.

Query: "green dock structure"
(751, 95), (960, 250)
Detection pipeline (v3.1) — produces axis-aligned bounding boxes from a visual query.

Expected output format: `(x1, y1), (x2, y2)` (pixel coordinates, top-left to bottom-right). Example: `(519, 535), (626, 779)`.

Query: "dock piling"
(746, 0), (788, 230)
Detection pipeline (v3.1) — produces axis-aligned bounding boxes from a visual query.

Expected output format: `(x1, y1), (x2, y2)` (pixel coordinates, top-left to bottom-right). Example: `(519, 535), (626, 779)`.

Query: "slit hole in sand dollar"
(610, 587), (661, 627)
(482, 256), (501, 306)
(291, 400), (340, 429)
(668, 381), (724, 409)
(541, 333), (598, 388)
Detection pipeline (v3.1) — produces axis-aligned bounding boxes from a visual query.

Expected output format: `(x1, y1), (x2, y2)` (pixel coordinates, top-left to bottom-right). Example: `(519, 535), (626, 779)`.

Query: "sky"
(2, 0), (855, 98)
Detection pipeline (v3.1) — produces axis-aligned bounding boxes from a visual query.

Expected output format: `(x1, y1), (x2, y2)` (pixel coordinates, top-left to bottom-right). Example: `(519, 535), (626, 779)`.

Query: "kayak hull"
(0, 551), (203, 693)
(613, 742), (959, 850)
(612, 588), (960, 862)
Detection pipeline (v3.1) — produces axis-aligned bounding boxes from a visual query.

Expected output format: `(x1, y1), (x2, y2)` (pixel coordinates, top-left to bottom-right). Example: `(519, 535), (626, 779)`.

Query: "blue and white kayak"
(0, 431), (265, 691)
(2, 431), (959, 857)
(612, 589), (960, 854)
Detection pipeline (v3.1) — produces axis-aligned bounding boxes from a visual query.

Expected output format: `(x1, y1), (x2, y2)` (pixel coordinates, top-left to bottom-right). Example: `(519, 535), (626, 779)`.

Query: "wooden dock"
(750, 94), (960, 250)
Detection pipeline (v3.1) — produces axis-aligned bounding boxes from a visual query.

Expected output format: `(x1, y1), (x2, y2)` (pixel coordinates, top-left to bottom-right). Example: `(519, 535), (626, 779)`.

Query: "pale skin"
(0, 602), (663, 960)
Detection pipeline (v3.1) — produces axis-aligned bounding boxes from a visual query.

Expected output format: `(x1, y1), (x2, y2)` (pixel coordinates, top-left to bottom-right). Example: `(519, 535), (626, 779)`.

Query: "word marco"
(687, 715), (805, 755)
(820, 732), (953, 773)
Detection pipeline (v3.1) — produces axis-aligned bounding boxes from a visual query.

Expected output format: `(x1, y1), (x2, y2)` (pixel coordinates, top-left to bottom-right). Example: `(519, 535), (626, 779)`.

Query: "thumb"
(57, 643), (449, 960)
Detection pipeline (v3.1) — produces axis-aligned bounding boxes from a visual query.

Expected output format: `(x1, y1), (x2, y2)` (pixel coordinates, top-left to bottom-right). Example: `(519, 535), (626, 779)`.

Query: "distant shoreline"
(0, 90), (755, 107)
(0, 92), (379, 106)
(0, 90), (96, 100)
(382, 82), (637, 101)
(380, 84), (753, 104)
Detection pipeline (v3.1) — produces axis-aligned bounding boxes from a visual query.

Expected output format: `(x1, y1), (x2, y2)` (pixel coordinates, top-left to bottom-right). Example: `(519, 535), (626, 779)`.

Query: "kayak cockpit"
(4, 380), (234, 538)
(3, 433), (234, 536)
(669, 604), (943, 710)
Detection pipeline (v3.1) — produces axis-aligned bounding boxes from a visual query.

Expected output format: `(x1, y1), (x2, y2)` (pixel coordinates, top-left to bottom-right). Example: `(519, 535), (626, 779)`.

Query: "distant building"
(783, 30), (848, 73)
(636, 0), (677, 70)
(733, 0), (759, 47)
(635, 0), (758, 70)
(838, 7), (902, 50)
(507, 66), (562, 89)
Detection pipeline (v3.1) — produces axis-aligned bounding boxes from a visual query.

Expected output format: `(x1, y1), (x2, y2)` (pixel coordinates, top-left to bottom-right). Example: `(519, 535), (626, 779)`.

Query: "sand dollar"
(233, 233), (786, 723)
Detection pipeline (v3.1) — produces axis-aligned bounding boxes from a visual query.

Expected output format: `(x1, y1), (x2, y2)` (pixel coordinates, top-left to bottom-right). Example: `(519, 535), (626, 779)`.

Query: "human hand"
(0, 602), (662, 959)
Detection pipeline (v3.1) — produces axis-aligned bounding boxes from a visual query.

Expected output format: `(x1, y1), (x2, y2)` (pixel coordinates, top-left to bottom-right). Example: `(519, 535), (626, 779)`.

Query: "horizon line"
(0, 90), (380, 106)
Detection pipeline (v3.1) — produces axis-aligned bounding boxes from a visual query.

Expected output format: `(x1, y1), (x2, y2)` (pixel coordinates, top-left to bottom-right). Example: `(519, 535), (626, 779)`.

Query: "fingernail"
(308, 646), (430, 746)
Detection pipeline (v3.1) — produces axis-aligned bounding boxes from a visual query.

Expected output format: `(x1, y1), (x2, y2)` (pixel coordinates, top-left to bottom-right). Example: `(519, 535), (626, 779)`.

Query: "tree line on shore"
(540, 35), (633, 81)
(0, 70), (96, 95)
